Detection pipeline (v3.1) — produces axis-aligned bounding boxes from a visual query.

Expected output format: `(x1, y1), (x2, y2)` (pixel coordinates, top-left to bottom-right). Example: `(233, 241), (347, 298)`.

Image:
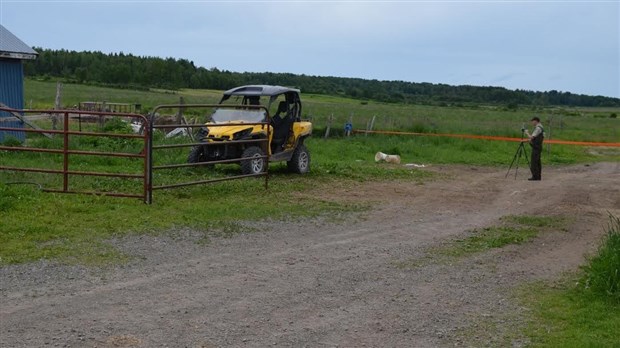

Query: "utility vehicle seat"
(271, 101), (294, 152)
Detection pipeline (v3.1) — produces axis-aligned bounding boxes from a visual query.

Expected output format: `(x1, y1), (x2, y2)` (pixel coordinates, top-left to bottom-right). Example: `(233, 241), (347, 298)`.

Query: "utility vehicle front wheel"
(187, 145), (206, 163)
(240, 146), (266, 175)
(287, 144), (310, 174)
(187, 145), (214, 169)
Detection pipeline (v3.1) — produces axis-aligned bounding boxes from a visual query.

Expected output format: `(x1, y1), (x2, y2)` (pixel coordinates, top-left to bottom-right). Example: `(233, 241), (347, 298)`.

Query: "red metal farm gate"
(146, 104), (270, 204)
(0, 104), (271, 204)
(0, 106), (149, 200)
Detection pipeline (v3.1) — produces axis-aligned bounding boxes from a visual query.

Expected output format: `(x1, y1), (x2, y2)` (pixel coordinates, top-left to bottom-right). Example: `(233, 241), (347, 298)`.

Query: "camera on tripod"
(506, 123), (531, 179)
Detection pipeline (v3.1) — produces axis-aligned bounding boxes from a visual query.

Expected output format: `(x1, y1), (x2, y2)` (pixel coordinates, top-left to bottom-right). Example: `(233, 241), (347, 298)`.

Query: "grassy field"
(0, 79), (617, 265)
(0, 175), (375, 265)
(20, 79), (620, 167)
(24, 79), (620, 143)
(2, 96), (440, 264)
(23, 79), (222, 111)
(0, 121), (437, 265)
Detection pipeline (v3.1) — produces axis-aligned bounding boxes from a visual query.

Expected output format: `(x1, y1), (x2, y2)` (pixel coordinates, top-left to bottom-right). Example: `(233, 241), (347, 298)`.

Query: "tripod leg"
(505, 145), (521, 178)
(523, 144), (530, 168)
(515, 144), (521, 179)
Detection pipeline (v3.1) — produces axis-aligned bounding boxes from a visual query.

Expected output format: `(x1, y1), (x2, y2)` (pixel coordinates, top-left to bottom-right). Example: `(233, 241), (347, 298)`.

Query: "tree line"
(24, 48), (620, 107)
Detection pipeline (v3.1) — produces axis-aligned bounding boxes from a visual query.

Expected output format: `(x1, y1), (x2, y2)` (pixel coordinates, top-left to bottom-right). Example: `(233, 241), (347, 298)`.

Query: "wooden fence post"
(175, 96), (185, 124)
(366, 115), (376, 136)
(547, 117), (552, 156)
(52, 82), (62, 130)
(324, 113), (333, 138)
(99, 101), (107, 129)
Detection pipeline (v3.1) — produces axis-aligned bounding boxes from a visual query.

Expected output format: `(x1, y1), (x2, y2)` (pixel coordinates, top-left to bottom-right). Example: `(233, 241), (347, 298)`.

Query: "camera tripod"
(505, 130), (531, 179)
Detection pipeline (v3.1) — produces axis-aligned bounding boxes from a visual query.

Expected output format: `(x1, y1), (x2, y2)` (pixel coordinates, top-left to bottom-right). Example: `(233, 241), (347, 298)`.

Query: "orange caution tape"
(352, 130), (620, 147)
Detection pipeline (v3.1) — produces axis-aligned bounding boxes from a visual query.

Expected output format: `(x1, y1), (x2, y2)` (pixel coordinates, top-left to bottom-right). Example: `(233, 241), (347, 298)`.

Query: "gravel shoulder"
(1, 162), (619, 347)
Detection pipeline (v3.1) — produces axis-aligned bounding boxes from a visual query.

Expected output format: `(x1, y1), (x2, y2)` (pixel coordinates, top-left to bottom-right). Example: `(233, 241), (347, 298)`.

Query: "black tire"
(287, 144), (310, 174)
(240, 146), (266, 175)
(187, 145), (206, 163)
(187, 145), (214, 169)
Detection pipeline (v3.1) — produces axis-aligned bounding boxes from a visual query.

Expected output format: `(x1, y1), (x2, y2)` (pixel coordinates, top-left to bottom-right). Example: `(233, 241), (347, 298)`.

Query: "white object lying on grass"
(130, 122), (142, 134)
(375, 151), (401, 164)
(403, 163), (427, 168)
(165, 127), (189, 138)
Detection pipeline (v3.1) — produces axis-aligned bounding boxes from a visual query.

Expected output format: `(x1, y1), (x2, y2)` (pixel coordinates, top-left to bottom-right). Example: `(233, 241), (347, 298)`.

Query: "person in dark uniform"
(524, 116), (544, 181)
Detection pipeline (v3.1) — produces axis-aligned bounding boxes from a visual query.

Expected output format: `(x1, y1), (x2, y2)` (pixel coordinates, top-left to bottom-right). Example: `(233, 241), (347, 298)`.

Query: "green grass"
(2, 80), (617, 265)
(581, 215), (620, 304)
(1, 122), (436, 265)
(522, 280), (620, 348)
(0, 135), (436, 195)
(448, 216), (618, 347)
(438, 215), (567, 258)
(19, 78), (620, 166)
(502, 214), (569, 230)
(393, 215), (567, 269)
(440, 226), (539, 257)
(0, 176), (370, 266)
(23, 79), (222, 112)
(24, 79), (620, 144)
(520, 215), (620, 347)
(21, 79), (620, 168)
(308, 135), (614, 167)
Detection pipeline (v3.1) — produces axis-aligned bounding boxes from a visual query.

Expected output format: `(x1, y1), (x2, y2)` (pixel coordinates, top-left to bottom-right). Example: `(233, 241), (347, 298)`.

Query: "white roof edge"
(0, 24), (38, 59)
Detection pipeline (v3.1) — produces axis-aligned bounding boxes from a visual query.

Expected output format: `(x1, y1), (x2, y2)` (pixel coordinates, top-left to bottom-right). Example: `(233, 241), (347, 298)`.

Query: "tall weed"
(581, 215), (620, 304)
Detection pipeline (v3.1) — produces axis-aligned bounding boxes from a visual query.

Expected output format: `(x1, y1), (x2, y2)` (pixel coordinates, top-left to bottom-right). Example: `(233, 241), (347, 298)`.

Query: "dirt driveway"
(1, 162), (619, 347)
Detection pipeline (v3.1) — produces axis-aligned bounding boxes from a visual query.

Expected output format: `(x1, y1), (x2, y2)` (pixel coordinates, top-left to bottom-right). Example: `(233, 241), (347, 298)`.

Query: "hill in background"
(25, 48), (620, 108)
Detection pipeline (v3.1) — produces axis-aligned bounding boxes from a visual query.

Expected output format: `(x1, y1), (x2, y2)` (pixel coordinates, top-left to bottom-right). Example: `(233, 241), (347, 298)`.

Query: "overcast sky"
(1, 0), (618, 97)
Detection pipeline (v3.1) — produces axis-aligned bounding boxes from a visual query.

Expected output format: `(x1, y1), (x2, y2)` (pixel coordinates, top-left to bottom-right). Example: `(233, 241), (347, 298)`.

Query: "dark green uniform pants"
(529, 135), (543, 180)
(530, 147), (542, 180)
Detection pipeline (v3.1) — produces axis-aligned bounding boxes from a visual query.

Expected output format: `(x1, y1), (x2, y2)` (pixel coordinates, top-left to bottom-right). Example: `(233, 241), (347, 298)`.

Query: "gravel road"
(1, 162), (619, 347)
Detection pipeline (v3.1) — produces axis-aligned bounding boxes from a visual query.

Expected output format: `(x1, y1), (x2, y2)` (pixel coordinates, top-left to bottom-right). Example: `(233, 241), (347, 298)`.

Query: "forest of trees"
(24, 48), (620, 107)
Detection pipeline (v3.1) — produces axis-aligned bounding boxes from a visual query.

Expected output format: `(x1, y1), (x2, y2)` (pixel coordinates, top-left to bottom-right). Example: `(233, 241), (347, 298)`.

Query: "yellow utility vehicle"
(188, 85), (312, 175)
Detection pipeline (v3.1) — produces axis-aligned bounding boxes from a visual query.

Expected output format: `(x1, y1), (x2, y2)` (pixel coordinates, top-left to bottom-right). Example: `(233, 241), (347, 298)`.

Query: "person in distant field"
(523, 116), (544, 181)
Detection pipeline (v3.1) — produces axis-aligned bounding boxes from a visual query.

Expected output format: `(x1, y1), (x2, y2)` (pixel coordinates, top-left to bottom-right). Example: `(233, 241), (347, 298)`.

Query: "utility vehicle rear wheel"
(287, 144), (310, 174)
(241, 146), (266, 175)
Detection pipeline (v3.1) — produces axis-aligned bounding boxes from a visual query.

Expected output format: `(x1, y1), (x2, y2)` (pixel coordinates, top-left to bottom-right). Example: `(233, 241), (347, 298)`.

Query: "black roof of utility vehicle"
(222, 85), (300, 97)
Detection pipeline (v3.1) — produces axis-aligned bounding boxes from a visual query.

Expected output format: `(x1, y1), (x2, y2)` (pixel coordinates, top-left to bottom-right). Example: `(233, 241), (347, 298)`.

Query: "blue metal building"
(0, 25), (38, 142)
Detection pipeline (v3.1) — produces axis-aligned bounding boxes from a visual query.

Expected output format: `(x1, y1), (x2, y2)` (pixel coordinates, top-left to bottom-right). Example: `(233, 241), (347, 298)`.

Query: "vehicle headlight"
(197, 127), (209, 138)
(233, 128), (252, 140)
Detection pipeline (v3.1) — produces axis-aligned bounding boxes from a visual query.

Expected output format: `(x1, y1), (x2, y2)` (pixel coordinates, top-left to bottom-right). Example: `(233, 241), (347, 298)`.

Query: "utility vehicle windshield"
(210, 109), (266, 123)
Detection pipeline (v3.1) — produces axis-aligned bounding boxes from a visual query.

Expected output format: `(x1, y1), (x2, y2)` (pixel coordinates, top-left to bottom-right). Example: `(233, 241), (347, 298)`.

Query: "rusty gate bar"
(0, 146), (144, 158)
(152, 138), (264, 150)
(146, 104), (271, 204)
(0, 166), (143, 178)
(154, 174), (265, 190)
(63, 111), (69, 191)
(153, 154), (270, 170)
(0, 125), (147, 138)
(0, 146), (63, 154)
(42, 189), (145, 199)
(0, 107), (150, 201)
